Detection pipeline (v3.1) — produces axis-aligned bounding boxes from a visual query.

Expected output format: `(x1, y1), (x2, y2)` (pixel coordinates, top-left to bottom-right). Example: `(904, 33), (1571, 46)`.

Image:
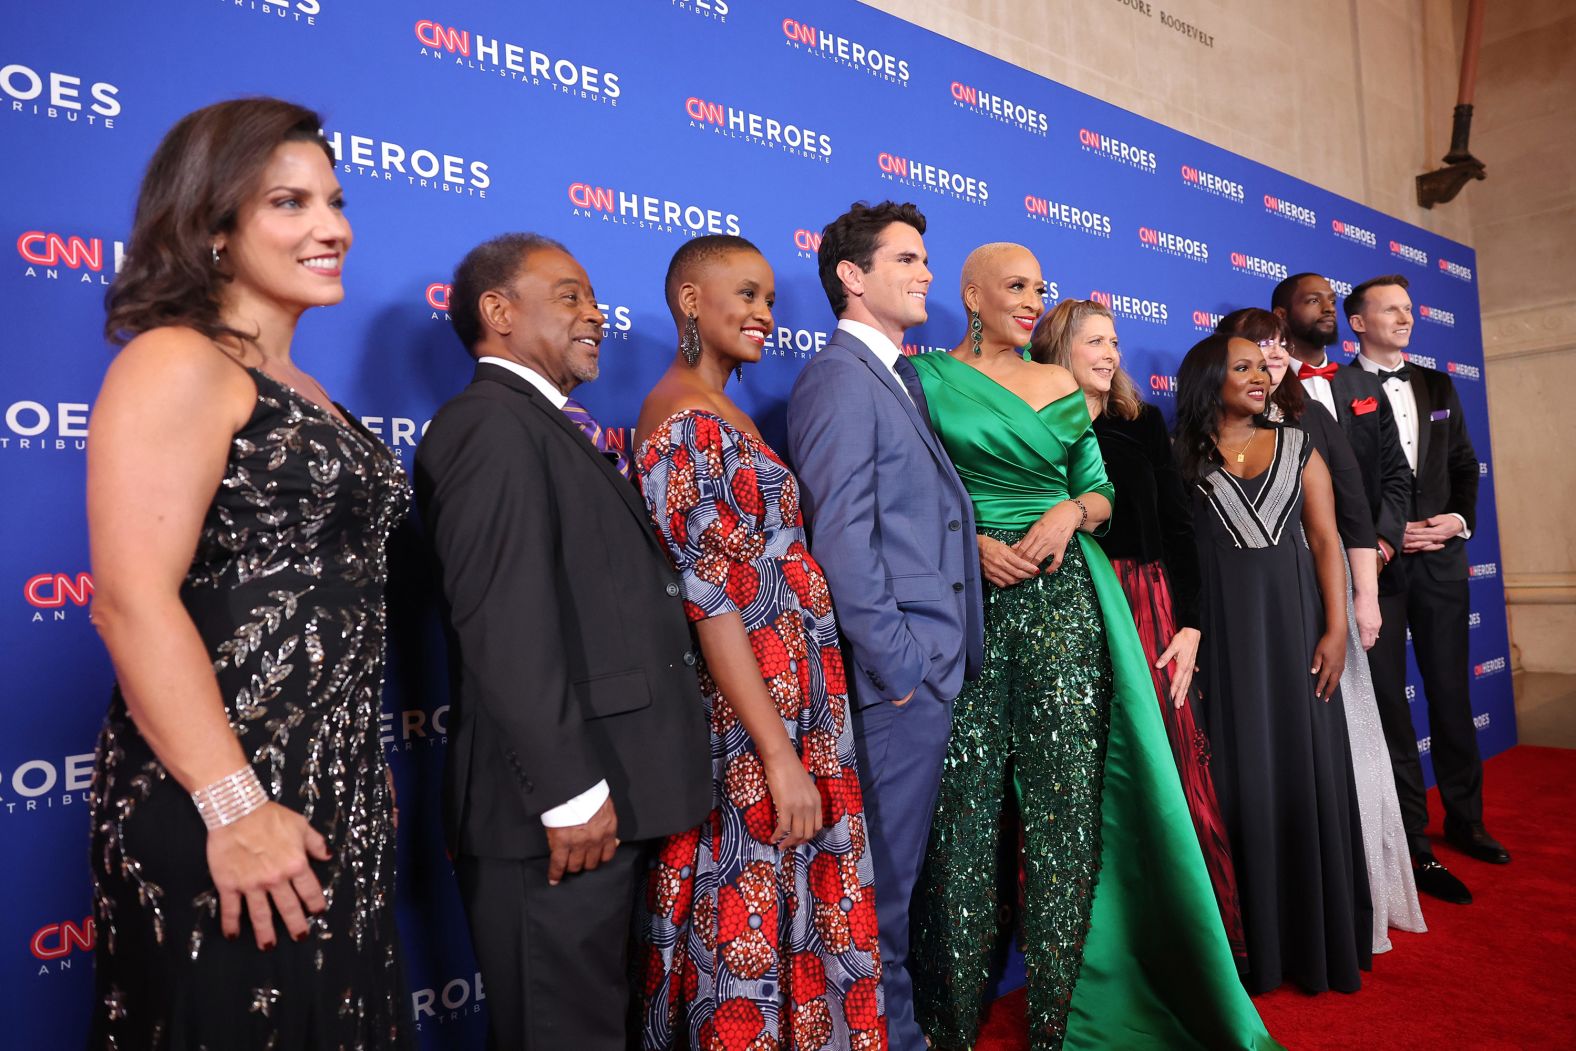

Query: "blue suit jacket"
(786, 328), (984, 708)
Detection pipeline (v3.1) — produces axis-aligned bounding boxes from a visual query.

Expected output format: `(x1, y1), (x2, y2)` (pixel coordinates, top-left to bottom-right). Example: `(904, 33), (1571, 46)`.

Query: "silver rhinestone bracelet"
(191, 766), (268, 830)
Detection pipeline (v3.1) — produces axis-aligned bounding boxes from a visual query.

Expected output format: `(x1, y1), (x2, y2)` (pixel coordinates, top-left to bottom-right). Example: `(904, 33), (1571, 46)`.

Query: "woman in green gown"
(908, 243), (1278, 1051)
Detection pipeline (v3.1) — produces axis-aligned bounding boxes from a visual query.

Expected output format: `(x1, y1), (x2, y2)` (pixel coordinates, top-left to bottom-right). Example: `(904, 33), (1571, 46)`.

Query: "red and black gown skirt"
(1108, 557), (1246, 961)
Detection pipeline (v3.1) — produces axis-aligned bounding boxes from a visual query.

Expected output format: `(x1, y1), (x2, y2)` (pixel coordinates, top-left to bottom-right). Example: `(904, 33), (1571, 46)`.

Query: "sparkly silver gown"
(1338, 552), (1427, 952)
(89, 370), (411, 1049)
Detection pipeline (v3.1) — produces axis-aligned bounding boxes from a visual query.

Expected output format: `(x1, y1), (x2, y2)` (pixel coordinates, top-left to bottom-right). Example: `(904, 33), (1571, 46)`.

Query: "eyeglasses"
(1256, 339), (1288, 350)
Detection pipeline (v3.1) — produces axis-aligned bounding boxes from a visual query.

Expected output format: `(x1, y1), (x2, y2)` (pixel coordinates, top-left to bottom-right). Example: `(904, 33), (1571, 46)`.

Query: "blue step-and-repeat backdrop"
(4, 1), (1511, 1044)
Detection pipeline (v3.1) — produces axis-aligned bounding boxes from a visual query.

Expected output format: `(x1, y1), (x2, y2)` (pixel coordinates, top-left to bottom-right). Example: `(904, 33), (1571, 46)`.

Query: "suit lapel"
(1410, 367), (1435, 474)
(473, 363), (652, 532)
(829, 331), (979, 515)
(1329, 367), (1356, 425)
(829, 329), (946, 465)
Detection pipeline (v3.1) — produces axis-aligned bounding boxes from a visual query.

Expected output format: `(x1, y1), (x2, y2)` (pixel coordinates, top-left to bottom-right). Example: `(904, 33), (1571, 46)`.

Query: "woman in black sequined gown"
(86, 99), (410, 1048)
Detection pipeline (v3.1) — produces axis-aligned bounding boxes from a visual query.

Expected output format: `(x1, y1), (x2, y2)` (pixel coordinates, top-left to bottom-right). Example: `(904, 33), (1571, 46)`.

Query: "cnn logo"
(32, 917), (94, 960)
(25, 572), (93, 609)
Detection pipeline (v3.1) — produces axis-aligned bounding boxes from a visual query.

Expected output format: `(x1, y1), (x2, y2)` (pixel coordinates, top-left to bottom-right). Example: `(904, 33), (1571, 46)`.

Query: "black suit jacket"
(1382, 362), (1480, 588)
(414, 363), (711, 859)
(1297, 400), (1377, 551)
(1323, 366), (1412, 553)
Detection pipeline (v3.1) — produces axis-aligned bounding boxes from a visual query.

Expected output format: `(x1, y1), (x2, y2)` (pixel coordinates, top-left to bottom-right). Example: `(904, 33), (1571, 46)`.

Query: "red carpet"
(975, 745), (1576, 1049)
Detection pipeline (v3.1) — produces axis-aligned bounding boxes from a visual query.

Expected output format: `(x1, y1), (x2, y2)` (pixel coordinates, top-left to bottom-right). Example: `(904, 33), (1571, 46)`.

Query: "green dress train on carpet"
(907, 352), (1278, 1051)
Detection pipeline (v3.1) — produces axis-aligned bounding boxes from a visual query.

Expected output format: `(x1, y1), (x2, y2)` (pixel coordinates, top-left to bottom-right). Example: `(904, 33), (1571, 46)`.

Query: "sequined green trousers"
(913, 530), (1113, 1051)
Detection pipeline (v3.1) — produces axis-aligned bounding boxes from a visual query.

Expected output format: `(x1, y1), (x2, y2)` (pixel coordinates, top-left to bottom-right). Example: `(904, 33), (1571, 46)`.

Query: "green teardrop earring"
(970, 311), (983, 356)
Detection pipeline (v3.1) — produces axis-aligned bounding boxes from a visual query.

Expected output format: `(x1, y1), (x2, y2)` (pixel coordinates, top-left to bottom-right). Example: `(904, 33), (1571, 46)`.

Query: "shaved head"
(960, 242), (1036, 298)
(664, 234), (762, 319)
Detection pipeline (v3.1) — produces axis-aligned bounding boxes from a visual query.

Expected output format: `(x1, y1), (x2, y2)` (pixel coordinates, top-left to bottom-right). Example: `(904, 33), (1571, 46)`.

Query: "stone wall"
(858, 0), (1472, 241)
(1473, 0), (1576, 672)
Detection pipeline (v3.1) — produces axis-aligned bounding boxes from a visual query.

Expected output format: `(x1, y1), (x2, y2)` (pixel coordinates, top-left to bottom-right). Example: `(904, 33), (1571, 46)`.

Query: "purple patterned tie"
(561, 397), (631, 480)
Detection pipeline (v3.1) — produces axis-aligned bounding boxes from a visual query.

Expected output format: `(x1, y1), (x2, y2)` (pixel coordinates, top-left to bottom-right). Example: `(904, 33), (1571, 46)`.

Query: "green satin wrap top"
(909, 351), (1113, 533)
(907, 348), (1281, 1050)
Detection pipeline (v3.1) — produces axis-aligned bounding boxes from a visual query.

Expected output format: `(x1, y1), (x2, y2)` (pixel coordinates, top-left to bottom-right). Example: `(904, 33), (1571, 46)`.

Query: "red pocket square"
(1351, 396), (1379, 415)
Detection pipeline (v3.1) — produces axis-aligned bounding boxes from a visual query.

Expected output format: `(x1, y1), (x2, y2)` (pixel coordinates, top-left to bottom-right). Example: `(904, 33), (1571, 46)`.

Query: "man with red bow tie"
(1272, 272), (1411, 571)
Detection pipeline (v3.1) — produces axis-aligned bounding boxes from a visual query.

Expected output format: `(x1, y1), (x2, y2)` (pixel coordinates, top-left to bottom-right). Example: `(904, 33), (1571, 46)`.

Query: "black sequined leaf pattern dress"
(89, 369), (412, 1049)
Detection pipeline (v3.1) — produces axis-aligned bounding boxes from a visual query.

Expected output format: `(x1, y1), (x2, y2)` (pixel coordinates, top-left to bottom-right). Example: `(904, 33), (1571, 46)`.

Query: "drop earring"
(970, 310), (983, 356)
(681, 314), (701, 366)
(734, 363), (744, 383)
(211, 244), (222, 267)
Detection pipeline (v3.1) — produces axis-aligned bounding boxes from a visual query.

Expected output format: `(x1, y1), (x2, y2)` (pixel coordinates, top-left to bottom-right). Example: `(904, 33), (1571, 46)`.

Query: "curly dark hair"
(816, 200), (926, 315)
(1216, 307), (1304, 422)
(104, 97), (334, 347)
(448, 232), (568, 353)
(1173, 333), (1272, 483)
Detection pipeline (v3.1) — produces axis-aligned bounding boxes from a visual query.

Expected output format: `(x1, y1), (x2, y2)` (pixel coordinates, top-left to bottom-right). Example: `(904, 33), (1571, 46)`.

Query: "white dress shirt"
(1294, 352), (1338, 419)
(1354, 352), (1470, 540)
(837, 319), (915, 405)
(478, 355), (567, 408)
(476, 355), (611, 828)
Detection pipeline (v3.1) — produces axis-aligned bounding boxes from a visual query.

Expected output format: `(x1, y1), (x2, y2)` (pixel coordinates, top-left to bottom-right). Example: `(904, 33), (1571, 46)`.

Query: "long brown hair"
(1029, 298), (1143, 420)
(104, 97), (335, 347)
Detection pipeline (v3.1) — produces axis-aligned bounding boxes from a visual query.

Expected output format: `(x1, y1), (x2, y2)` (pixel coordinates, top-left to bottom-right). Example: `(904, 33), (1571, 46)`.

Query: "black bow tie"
(1375, 363), (1412, 383)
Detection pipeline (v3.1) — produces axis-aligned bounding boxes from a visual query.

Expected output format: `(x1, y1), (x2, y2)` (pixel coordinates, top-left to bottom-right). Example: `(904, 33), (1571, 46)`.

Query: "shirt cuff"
(1449, 513), (1472, 540)
(540, 780), (610, 828)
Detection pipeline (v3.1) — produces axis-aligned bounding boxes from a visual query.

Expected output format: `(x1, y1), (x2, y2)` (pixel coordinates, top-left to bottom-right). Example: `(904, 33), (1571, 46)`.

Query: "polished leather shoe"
(1445, 821), (1511, 864)
(1413, 852), (1472, 904)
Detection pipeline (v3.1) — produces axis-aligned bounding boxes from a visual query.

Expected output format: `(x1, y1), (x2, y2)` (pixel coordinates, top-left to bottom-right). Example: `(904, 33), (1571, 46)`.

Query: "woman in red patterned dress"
(631, 235), (884, 1051)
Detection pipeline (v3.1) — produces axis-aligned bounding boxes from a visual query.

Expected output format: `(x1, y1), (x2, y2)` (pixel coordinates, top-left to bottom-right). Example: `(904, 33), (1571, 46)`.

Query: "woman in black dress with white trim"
(1174, 333), (1370, 996)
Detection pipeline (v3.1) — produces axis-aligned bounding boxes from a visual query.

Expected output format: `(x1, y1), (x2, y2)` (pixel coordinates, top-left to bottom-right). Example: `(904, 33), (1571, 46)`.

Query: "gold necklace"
(1222, 427), (1258, 463)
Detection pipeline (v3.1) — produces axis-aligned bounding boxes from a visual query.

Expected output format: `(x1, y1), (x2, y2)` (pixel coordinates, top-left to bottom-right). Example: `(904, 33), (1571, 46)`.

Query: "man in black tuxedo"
(1347, 273), (1508, 906)
(416, 233), (711, 1049)
(1272, 272), (1412, 572)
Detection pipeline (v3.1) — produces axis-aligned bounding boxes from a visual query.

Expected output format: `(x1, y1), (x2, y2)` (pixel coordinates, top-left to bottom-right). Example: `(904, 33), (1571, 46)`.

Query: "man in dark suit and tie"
(1346, 273), (1508, 906)
(786, 201), (984, 1051)
(1272, 272), (1412, 571)
(415, 233), (711, 1049)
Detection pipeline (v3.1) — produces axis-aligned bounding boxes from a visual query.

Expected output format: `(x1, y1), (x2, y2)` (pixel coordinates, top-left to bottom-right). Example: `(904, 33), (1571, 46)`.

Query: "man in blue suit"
(786, 201), (983, 1051)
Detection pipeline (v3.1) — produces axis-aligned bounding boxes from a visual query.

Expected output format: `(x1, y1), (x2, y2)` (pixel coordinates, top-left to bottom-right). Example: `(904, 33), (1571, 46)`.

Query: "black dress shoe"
(1413, 852), (1472, 904)
(1445, 821), (1512, 864)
